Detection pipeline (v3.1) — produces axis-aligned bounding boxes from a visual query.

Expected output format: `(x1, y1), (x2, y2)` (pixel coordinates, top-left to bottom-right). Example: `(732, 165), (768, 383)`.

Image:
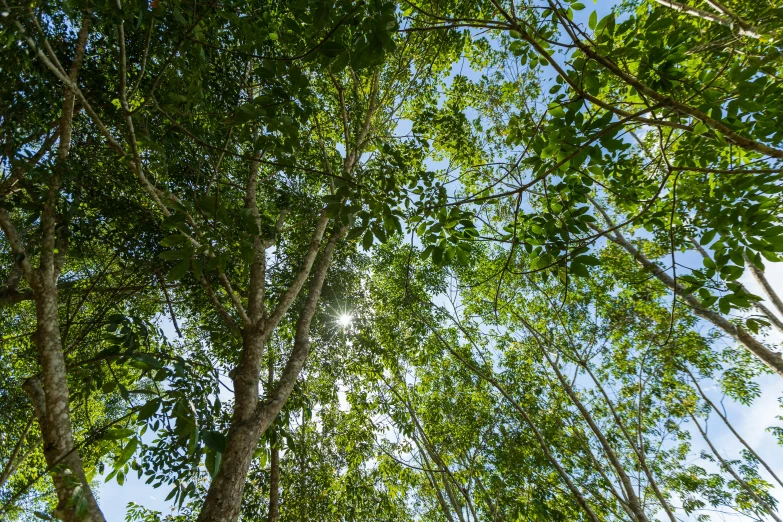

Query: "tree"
(2, 0), (783, 520)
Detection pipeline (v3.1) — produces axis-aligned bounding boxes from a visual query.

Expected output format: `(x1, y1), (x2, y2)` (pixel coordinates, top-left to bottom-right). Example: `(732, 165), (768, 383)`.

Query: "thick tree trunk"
(8, 15), (106, 521)
(24, 289), (105, 522)
(197, 229), (343, 522)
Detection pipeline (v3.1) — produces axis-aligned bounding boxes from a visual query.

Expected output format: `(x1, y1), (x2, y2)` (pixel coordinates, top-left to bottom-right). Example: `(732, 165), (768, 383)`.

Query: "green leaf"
(319, 41), (346, 58)
(346, 227), (365, 241)
(362, 230), (374, 251)
(700, 229), (717, 246)
(202, 430), (227, 453)
(117, 438), (139, 468)
(572, 254), (600, 266)
(137, 399), (160, 422)
(104, 428), (136, 440)
(570, 263), (590, 278)
(168, 259), (190, 281)
(160, 235), (187, 247)
(588, 11), (597, 30)
(693, 122), (709, 135)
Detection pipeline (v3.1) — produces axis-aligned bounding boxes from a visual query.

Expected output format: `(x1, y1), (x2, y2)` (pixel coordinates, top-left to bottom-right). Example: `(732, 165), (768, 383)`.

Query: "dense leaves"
(2, 0), (783, 521)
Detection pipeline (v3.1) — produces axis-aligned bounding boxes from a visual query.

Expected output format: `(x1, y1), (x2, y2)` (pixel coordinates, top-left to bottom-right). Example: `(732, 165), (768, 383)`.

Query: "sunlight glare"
(338, 314), (353, 327)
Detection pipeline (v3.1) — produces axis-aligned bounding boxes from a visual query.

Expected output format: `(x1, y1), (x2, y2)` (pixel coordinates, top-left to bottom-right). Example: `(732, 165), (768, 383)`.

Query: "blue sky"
(95, 1), (783, 520)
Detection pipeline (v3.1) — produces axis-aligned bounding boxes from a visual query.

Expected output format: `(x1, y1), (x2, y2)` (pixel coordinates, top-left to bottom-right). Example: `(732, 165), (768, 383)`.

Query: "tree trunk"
(586, 203), (783, 377)
(538, 348), (650, 522)
(746, 258), (783, 323)
(196, 328), (267, 522)
(267, 444), (280, 522)
(25, 287), (105, 522)
(267, 361), (280, 522)
(197, 228), (343, 522)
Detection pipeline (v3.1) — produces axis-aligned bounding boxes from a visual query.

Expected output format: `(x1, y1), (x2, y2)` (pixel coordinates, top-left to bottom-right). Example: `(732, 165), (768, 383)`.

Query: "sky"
(94, 1), (783, 521)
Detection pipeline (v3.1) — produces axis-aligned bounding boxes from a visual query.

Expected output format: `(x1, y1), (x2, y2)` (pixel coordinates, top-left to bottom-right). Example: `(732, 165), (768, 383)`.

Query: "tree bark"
(267, 444), (280, 522)
(23, 371), (104, 522)
(267, 360), (280, 522)
(654, 0), (762, 38)
(587, 202), (783, 377)
(196, 228), (344, 522)
(2, 13), (105, 521)
(746, 257), (783, 324)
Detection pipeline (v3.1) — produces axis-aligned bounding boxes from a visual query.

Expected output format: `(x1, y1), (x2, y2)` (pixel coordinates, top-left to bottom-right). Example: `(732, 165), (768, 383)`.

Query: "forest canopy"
(2, 0), (783, 520)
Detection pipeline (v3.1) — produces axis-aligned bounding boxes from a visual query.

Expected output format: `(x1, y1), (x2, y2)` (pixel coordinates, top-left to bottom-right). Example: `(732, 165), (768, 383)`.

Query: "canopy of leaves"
(2, 0), (783, 521)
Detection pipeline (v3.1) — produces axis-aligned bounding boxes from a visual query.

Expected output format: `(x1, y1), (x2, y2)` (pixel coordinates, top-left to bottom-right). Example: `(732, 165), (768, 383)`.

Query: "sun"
(338, 314), (353, 327)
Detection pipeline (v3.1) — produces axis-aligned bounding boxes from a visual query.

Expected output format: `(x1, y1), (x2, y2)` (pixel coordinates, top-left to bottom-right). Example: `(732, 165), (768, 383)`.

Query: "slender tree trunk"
(579, 362), (677, 522)
(538, 348), (650, 522)
(267, 445), (280, 522)
(413, 437), (456, 522)
(684, 368), (783, 489)
(266, 362), (280, 522)
(428, 326), (604, 522)
(746, 257), (783, 322)
(588, 201), (783, 377)
(689, 413), (782, 521)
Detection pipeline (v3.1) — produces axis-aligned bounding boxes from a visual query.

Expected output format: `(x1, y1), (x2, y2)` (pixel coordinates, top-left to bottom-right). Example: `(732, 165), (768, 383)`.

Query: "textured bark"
(4, 14), (106, 521)
(196, 228), (343, 522)
(267, 445), (280, 522)
(23, 371), (104, 522)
